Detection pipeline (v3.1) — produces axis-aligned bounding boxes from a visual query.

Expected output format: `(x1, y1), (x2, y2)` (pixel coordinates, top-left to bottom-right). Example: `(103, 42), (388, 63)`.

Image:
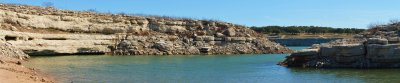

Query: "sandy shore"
(0, 56), (54, 83)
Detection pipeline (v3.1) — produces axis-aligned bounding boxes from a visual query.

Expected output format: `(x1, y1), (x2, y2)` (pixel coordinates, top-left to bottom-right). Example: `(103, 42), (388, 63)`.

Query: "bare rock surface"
(280, 21), (400, 68)
(0, 3), (294, 83)
(0, 4), (292, 56)
(0, 39), (29, 59)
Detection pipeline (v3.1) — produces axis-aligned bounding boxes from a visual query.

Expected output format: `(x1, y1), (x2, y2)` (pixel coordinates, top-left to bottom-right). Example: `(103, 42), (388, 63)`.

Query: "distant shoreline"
(270, 38), (340, 46)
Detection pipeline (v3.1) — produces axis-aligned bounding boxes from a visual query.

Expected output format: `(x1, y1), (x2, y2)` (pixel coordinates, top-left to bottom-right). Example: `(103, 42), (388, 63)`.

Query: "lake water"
(27, 46), (400, 83)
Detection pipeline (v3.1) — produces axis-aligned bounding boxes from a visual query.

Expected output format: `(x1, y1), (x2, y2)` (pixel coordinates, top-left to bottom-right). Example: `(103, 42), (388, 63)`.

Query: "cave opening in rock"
(5, 36), (17, 41)
(43, 38), (67, 40)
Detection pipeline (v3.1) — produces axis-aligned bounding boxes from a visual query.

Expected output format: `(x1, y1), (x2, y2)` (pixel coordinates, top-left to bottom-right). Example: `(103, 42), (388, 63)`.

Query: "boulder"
(367, 38), (388, 45)
(223, 28), (236, 36)
(367, 44), (400, 62)
(246, 37), (255, 42)
(0, 40), (29, 59)
(195, 36), (214, 41)
(117, 40), (131, 48)
(153, 41), (173, 52)
(187, 46), (200, 54)
(215, 33), (225, 37)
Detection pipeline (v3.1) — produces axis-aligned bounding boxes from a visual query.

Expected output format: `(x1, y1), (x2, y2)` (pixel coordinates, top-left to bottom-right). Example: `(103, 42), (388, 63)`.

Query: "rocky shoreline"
(0, 56), (54, 83)
(0, 40), (53, 83)
(0, 3), (293, 82)
(279, 21), (400, 68)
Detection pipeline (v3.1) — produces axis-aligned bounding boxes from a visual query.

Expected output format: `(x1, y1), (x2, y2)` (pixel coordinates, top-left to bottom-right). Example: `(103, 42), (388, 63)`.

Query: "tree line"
(250, 26), (365, 35)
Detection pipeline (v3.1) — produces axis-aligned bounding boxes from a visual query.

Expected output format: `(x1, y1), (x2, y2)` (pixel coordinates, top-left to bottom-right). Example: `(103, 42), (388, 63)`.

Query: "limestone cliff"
(0, 4), (292, 55)
(279, 21), (400, 68)
(0, 40), (28, 59)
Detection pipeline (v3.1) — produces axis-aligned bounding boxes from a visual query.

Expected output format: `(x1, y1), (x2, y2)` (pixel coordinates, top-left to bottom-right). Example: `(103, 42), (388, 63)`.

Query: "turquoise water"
(27, 47), (400, 83)
(287, 46), (309, 50)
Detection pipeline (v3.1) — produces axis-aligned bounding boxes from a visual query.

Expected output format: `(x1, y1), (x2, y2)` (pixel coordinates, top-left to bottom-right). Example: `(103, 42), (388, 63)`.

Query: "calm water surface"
(27, 47), (400, 83)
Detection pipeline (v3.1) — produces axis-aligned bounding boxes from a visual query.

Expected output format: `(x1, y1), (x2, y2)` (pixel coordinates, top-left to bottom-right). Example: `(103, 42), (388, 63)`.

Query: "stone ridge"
(0, 3), (292, 56)
(0, 3), (254, 36)
(279, 38), (400, 68)
(279, 21), (400, 68)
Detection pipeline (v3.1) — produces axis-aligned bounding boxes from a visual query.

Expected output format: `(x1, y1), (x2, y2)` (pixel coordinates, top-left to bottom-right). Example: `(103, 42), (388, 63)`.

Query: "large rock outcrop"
(279, 21), (400, 68)
(0, 4), (292, 56)
(280, 38), (400, 68)
(0, 39), (28, 59)
(0, 39), (53, 83)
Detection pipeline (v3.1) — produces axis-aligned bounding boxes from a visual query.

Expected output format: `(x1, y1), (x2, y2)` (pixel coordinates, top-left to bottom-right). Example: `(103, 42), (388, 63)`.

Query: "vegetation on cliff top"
(251, 26), (365, 35)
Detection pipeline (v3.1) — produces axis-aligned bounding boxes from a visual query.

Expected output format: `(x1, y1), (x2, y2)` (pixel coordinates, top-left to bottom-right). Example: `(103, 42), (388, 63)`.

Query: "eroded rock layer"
(0, 4), (292, 55)
(279, 21), (400, 68)
(0, 39), (28, 59)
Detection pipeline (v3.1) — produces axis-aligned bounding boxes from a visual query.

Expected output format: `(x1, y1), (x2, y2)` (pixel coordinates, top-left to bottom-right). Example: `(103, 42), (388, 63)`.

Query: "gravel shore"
(0, 56), (54, 83)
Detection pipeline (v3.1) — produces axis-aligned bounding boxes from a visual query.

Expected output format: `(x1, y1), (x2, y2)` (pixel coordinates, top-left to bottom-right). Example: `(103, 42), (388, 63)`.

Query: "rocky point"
(279, 21), (400, 68)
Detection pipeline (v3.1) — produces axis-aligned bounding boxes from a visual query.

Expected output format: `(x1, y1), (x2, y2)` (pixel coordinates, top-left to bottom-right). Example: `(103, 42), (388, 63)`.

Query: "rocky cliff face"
(0, 4), (292, 56)
(279, 21), (400, 68)
(0, 40), (28, 59)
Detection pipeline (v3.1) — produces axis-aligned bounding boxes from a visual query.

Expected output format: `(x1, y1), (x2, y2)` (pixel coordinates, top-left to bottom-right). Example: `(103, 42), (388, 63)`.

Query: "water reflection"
(286, 67), (400, 83)
(26, 47), (400, 83)
(286, 46), (400, 83)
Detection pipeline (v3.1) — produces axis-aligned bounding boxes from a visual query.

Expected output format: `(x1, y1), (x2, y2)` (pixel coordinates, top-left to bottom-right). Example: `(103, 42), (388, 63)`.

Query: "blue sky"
(1, 0), (400, 28)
